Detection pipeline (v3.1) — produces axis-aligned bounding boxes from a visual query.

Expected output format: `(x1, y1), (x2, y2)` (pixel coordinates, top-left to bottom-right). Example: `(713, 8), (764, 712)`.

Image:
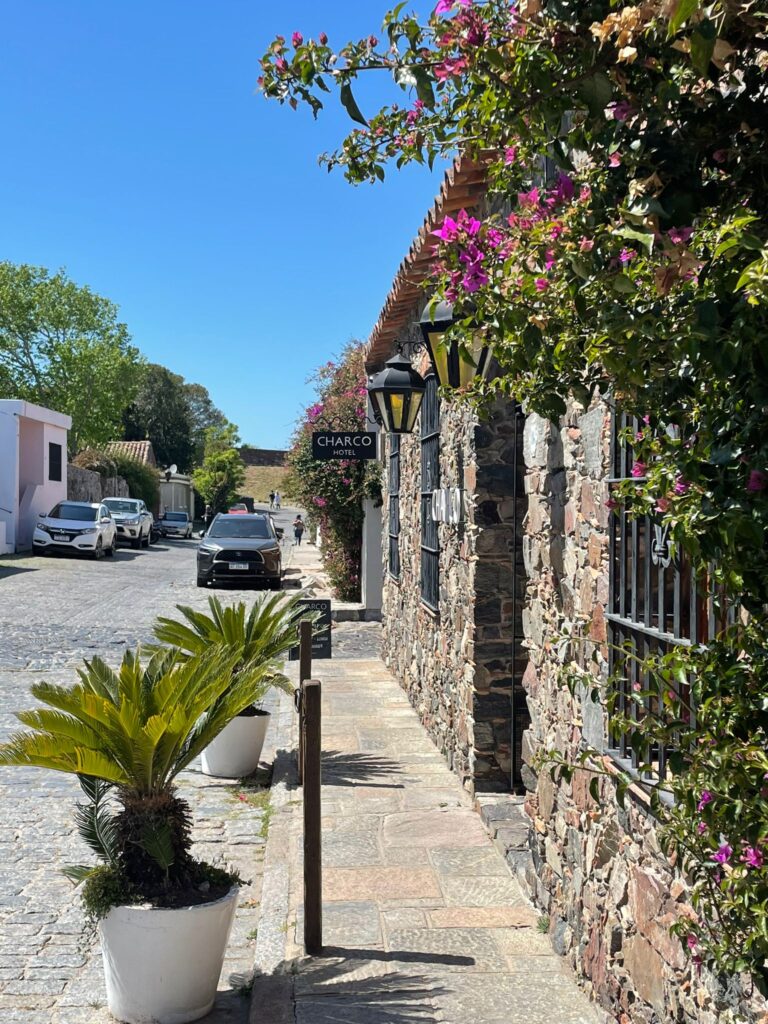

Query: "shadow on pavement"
(320, 751), (405, 790)
(253, 956), (451, 1024)
(0, 564), (38, 580)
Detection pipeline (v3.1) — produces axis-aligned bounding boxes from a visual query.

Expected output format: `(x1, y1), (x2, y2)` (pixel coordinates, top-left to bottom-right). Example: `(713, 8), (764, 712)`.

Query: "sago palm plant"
(152, 593), (316, 701)
(0, 645), (275, 915)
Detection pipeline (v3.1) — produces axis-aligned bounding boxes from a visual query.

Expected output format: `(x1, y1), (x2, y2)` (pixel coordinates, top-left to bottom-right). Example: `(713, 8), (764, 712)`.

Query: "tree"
(182, 382), (228, 466)
(0, 262), (143, 452)
(122, 363), (195, 472)
(191, 424), (245, 513)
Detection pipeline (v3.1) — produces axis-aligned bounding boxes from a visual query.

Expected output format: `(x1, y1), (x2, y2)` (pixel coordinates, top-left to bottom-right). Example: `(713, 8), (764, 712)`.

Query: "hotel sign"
(311, 432), (377, 460)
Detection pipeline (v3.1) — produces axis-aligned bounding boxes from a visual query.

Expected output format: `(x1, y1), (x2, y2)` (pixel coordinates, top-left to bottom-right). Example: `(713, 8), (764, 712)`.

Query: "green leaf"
(412, 67), (436, 110)
(61, 865), (97, 886)
(616, 227), (654, 253)
(612, 274), (636, 294)
(339, 81), (368, 126)
(139, 822), (175, 873)
(668, 0), (701, 36)
(578, 72), (613, 116)
(690, 20), (716, 75)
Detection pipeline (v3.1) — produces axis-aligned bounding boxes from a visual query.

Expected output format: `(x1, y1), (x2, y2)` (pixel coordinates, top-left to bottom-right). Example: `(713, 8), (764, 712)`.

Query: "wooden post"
(302, 679), (322, 954)
(297, 620), (312, 785)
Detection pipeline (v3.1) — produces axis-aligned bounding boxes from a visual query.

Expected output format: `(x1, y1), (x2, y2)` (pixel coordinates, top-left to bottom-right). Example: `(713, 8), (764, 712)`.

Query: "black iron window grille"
(420, 375), (440, 612)
(607, 410), (734, 780)
(388, 434), (401, 580)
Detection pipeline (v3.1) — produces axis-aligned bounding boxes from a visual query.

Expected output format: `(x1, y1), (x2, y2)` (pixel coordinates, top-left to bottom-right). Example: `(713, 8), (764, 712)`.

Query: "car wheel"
(106, 539), (115, 557)
(267, 577), (282, 591)
(196, 575), (208, 588)
(141, 530), (150, 548)
(91, 539), (104, 561)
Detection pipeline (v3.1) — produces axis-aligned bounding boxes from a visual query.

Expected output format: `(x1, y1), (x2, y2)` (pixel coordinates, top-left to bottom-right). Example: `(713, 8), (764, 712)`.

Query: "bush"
(72, 447), (159, 511)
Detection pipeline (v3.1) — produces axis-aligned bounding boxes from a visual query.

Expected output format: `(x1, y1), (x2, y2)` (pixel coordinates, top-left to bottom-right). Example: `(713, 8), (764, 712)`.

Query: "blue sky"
(0, 1), (444, 448)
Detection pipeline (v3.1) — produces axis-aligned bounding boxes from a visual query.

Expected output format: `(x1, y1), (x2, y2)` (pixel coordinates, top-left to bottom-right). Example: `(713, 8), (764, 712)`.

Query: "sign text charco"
(311, 431), (377, 461)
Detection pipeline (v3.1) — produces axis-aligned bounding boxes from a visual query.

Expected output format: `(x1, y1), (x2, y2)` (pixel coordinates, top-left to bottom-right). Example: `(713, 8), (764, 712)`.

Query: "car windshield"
(164, 513), (188, 522)
(208, 518), (271, 539)
(104, 500), (140, 514)
(48, 503), (98, 522)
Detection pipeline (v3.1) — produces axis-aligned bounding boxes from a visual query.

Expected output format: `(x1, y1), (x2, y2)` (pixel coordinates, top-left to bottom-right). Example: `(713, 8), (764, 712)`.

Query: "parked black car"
(196, 513), (282, 589)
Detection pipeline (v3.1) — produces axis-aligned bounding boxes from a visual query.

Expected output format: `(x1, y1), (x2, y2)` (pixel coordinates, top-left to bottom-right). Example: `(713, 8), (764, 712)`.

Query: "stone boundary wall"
(67, 465), (129, 503)
(518, 397), (766, 1024)
(238, 447), (287, 467)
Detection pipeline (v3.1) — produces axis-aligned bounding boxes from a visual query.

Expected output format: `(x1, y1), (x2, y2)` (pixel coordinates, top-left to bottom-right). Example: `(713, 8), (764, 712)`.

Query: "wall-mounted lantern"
(419, 299), (494, 390)
(366, 352), (427, 435)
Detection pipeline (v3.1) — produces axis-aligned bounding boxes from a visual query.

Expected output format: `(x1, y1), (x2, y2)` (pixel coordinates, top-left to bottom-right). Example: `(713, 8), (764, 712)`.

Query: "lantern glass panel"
(406, 392), (423, 431)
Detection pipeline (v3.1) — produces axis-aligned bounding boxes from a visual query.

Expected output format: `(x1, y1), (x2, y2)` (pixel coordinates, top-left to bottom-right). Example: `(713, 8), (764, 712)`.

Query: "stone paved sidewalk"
(251, 658), (608, 1024)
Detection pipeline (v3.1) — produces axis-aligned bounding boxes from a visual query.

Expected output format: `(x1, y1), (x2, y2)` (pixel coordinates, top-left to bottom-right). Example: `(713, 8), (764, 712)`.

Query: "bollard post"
(297, 620), (312, 785)
(302, 679), (322, 954)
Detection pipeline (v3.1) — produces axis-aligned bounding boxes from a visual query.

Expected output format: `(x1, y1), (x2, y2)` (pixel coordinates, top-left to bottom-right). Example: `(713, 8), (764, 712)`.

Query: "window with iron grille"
(607, 410), (734, 780)
(388, 434), (401, 580)
(420, 375), (440, 611)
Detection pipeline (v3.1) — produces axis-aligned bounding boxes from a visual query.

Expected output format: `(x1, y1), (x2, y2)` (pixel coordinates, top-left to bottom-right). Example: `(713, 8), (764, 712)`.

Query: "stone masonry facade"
(517, 396), (767, 1024)
(380, 320), (524, 791)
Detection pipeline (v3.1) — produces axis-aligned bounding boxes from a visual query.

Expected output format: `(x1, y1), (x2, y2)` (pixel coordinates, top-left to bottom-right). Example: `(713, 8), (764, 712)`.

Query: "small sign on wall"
(311, 432), (377, 461)
(431, 487), (463, 525)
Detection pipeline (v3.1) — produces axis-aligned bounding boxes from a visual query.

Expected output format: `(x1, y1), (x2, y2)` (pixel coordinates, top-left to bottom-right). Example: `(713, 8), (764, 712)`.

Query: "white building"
(0, 400), (71, 553)
(159, 473), (195, 519)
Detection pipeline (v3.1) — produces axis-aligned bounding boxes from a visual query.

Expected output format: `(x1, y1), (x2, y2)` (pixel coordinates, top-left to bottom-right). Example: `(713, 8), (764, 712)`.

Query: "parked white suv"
(33, 501), (117, 559)
(103, 497), (153, 549)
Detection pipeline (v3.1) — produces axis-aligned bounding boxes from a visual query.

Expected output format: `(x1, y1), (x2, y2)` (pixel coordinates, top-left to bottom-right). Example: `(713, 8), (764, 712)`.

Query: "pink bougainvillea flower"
(741, 846), (764, 869)
(435, 0), (472, 11)
(609, 100), (633, 121)
(605, 497), (618, 510)
(291, 31), (303, 46)
(518, 186), (540, 209)
(619, 248), (635, 264)
(534, 278), (549, 292)
(544, 250), (556, 271)
(504, 145), (517, 165)
(746, 469), (767, 492)
(674, 476), (690, 496)
(342, 477), (352, 486)
(486, 227), (504, 248)
(579, 237), (594, 252)
(697, 822), (707, 835)
(608, 151), (622, 167)
(631, 461), (646, 478)
(686, 934), (698, 950)
(713, 843), (732, 865)
(553, 172), (574, 203)
(579, 185), (592, 203)
(655, 497), (670, 513)
(434, 56), (468, 79)
(319, 31), (328, 44)
(313, 497), (327, 508)
(668, 227), (694, 246)
(462, 265), (489, 292)
(433, 215), (460, 242)
(275, 57), (289, 73)
(697, 791), (713, 812)
(368, 35), (378, 47)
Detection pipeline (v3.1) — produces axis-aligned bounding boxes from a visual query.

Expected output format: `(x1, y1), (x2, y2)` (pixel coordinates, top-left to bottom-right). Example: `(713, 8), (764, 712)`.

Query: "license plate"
(228, 562), (249, 570)
(53, 533), (69, 542)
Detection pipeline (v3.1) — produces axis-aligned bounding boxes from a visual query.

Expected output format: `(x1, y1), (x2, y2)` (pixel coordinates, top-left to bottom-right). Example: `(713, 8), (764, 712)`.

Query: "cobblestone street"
(0, 531), (373, 1024)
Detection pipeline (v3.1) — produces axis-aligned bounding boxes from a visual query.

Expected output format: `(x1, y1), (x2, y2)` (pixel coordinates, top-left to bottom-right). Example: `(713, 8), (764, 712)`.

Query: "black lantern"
(419, 299), (494, 389)
(366, 352), (427, 434)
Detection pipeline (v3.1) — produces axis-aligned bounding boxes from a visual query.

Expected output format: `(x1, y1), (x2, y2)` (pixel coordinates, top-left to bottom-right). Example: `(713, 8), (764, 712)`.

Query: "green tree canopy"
(191, 423), (245, 513)
(0, 262), (143, 452)
(122, 363), (195, 472)
(182, 382), (228, 465)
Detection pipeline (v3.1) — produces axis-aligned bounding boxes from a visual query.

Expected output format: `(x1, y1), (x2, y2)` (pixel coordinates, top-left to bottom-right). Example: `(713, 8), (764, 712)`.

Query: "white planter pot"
(200, 709), (270, 778)
(99, 885), (238, 1024)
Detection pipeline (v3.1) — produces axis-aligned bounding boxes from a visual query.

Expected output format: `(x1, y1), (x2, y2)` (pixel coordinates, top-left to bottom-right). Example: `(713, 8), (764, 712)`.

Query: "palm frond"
(74, 775), (119, 866)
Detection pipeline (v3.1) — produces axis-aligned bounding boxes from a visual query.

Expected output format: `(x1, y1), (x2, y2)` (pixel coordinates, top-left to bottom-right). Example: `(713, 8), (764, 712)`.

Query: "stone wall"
(517, 396), (767, 1024)
(379, 327), (525, 791)
(238, 447), (287, 467)
(67, 465), (129, 503)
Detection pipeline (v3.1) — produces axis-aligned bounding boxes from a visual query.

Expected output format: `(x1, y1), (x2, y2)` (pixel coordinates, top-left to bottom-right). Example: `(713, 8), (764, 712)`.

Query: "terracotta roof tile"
(365, 156), (489, 370)
(105, 440), (158, 467)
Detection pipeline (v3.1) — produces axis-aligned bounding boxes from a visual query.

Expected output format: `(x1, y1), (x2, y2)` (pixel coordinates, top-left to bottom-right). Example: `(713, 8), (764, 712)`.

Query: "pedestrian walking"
(268, 490), (275, 509)
(274, 490), (281, 510)
(293, 514), (305, 546)
(202, 504), (212, 532)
